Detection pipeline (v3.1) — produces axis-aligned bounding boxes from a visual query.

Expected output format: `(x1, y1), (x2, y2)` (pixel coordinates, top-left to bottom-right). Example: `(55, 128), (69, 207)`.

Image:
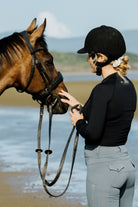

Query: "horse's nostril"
(46, 95), (58, 107)
(59, 95), (68, 100)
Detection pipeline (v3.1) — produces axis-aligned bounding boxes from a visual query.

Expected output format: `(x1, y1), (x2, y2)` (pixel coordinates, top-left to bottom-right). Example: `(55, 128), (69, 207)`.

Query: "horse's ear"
(29, 19), (46, 46)
(26, 18), (37, 32)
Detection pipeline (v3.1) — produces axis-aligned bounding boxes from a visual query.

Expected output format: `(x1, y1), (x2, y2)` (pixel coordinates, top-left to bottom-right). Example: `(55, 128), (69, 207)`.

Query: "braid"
(112, 56), (130, 76)
(111, 56), (130, 83)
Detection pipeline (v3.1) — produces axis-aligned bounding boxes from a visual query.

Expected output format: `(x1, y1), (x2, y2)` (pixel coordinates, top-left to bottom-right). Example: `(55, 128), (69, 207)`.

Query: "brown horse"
(0, 18), (68, 114)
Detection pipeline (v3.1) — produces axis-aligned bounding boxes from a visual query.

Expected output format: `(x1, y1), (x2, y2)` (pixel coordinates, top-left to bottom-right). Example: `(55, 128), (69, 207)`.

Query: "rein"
(36, 104), (80, 197)
(19, 31), (80, 197)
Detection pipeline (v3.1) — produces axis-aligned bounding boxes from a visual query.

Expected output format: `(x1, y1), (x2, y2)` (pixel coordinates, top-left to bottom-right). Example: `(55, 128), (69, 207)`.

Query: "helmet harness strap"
(91, 52), (112, 76)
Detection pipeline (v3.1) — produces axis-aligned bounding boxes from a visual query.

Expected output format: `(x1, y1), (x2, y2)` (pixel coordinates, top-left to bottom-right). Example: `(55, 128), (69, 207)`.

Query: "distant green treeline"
(50, 51), (138, 73)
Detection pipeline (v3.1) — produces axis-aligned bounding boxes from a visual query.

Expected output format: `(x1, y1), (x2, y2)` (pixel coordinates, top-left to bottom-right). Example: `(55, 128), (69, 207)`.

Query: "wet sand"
(0, 168), (86, 207)
(0, 80), (91, 207)
(0, 79), (138, 206)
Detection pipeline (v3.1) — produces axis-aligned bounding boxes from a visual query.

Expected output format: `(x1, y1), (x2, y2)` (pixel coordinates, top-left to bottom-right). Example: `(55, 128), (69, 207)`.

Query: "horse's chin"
(48, 102), (68, 114)
(46, 95), (69, 114)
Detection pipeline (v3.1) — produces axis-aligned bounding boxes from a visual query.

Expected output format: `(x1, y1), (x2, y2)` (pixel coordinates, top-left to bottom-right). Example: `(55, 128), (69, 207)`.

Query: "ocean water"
(64, 71), (138, 82)
(0, 106), (138, 206)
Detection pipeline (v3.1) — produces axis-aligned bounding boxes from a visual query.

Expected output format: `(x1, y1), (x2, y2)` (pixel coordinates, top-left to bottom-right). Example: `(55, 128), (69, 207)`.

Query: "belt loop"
(96, 146), (100, 156)
(118, 146), (121, 152)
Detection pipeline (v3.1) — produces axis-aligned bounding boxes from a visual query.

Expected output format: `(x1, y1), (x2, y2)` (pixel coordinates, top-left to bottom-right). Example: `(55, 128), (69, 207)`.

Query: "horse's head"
(0, 18), (68, 114)
(23, 18), (69, 114)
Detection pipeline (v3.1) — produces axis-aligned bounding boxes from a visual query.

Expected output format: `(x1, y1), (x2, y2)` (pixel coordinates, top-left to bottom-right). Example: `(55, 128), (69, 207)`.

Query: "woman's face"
(87, 55), (97, 73)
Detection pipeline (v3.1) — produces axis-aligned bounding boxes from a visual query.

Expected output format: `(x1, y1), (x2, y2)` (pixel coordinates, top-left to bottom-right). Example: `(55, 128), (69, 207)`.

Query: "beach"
(0, 169), (86, 207)
(0, 77), (138, 207)
(0, 106), (88, 207)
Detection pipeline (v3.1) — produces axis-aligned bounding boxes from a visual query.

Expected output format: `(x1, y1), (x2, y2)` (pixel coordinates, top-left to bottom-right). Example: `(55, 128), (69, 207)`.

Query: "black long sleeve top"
(76, 73), (137, 146)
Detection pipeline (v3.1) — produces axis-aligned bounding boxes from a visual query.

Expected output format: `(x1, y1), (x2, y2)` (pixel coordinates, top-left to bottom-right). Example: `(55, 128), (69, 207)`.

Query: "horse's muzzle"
(45, 94), (68, 114)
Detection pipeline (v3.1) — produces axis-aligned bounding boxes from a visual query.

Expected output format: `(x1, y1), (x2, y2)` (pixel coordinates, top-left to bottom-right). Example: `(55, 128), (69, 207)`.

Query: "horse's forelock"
(35, 34), (48, 52)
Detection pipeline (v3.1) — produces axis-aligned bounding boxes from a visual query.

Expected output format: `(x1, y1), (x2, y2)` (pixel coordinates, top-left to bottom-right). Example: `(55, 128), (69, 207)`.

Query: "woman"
(59, 25), (137, 207)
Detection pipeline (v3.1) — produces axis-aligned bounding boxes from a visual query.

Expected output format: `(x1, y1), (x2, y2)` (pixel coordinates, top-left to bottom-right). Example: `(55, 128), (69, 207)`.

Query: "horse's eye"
(45, 57), (53, 65)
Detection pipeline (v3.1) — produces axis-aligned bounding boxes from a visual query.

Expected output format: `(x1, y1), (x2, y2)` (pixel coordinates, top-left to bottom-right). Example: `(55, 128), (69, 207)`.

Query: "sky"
(0, 0), (138, 38)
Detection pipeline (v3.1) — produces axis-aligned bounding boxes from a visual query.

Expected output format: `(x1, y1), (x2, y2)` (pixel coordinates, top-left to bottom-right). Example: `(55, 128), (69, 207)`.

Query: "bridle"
(19, 31), (80, 197)
(19, 31), (63, 105)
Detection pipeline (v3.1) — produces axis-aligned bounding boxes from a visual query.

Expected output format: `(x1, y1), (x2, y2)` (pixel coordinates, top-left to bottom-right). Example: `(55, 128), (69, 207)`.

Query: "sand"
(0, 167), (87, 207)
(0, 78), (138, 207)
(0, 80), (91, 207)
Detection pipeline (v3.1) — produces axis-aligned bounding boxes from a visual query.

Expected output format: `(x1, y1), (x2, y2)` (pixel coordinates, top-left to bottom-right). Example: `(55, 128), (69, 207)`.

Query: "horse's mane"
(0, 32), (48, 66)
(0, 33), (25, 66)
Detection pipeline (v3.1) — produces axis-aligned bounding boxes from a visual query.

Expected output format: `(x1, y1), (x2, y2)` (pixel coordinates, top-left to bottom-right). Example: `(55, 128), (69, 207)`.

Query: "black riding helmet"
(77, 25), (126, 75)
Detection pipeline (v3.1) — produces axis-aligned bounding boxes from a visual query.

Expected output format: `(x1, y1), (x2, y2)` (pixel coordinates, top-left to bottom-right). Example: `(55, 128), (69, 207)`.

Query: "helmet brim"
(77, 47), (88, 54)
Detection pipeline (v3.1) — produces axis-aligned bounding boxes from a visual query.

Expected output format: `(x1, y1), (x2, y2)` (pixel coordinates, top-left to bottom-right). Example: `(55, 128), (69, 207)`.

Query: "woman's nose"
(87, 57), (90, 62)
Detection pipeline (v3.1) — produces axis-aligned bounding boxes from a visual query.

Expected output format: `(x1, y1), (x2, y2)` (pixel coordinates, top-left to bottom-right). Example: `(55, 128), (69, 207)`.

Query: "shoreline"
(0, 74), (138, 207)
(0, 78), (138, 118)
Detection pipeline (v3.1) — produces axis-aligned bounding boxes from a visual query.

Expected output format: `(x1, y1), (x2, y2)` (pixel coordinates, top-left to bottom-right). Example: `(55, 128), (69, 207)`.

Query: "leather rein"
(19, 31), (80, 197)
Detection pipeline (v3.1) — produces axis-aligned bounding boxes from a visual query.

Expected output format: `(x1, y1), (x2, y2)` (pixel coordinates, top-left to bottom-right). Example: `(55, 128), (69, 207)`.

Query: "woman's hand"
(69, 109), (84, 126)
(59, 90), (84, 126)
(59, 90), (81, 107)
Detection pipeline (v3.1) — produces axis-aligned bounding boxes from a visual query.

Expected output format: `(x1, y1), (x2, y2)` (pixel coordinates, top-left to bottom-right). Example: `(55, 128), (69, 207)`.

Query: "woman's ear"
(97, 53), (107, 63)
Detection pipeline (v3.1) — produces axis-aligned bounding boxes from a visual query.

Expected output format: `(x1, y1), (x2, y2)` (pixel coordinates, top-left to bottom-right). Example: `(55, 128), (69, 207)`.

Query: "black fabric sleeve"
(76, 84), (110, 143)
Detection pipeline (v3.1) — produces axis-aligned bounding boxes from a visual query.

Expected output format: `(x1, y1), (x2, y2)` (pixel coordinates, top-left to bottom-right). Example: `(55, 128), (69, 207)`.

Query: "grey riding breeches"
(84, 145), (135, 207)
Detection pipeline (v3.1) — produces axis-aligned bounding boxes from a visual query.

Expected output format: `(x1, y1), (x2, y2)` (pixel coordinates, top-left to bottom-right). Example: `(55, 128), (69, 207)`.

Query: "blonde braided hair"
(111, 56), (130, 82)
